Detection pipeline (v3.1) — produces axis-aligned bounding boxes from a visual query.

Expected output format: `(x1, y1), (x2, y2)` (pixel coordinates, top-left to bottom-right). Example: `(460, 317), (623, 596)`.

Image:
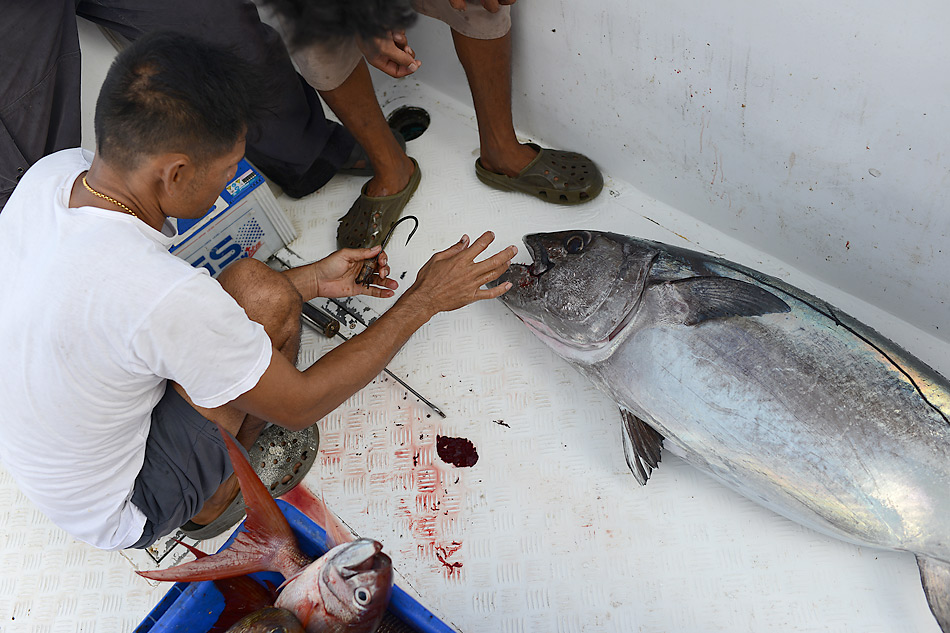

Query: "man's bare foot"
(478, 142), (539, 179)
(189, 473), (241, 526)
(364, 153), (416, 197)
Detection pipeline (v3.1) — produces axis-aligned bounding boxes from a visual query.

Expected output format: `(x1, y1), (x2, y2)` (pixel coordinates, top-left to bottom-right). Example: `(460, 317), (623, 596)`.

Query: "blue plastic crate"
(135, 500), (454, 633)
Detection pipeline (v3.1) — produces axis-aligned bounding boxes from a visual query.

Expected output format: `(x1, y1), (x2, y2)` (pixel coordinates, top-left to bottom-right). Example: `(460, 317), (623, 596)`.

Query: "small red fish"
(138, 426), (392, 633)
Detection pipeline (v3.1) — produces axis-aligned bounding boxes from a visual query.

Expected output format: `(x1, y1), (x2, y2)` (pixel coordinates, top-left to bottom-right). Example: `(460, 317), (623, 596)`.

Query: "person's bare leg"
(452, 29), (537, 177)
(180, 258), (304, 525)
(319, 59), (415, 197)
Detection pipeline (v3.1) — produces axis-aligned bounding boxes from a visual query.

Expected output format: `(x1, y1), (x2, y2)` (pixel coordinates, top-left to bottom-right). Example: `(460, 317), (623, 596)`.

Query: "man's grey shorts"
(129, 385), (246, 549)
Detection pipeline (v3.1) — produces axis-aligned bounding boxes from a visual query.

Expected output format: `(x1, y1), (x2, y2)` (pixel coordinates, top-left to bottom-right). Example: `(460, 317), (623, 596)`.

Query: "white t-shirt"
(0, 149), (273, 550)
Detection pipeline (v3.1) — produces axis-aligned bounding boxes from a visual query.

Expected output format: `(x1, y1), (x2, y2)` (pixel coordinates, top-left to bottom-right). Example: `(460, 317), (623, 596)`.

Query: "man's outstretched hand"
(403, 231), (516, 318)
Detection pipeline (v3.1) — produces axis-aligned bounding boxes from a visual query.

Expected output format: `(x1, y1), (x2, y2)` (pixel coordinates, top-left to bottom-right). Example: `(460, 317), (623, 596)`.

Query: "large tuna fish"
(494, 230), (950, 631)
(139, 427), (393, 633)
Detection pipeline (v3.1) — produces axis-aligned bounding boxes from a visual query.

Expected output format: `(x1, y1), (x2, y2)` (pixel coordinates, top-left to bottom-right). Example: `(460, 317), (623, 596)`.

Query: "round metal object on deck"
(386, 106), (431, 142)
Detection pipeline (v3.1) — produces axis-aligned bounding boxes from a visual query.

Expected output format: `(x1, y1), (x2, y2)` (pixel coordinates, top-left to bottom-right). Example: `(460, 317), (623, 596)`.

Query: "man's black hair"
(94, 31), (267, 169)
(259, 0), (417, 49)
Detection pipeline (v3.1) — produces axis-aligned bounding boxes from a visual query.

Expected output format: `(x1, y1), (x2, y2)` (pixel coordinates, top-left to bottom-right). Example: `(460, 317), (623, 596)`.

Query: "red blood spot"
(436, 436), (478, 467)
(435, 542), (464, 573)
(280, 484), (322, 519)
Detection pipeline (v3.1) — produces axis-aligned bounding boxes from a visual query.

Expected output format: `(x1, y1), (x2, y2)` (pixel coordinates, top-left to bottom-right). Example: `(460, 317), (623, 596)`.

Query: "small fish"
(138, 427), (393, 633)
(495, 230), (950, 632)
(224, 607), (304, 633)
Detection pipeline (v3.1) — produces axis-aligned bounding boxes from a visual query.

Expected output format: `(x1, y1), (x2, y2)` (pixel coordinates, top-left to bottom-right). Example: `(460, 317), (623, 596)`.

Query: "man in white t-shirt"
(0, 31), (517, 551)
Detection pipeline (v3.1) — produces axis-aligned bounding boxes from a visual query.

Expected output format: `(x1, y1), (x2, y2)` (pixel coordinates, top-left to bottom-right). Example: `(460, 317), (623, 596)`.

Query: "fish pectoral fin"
(668, 276), (790, 326)
(620, 408), (664, 486)
(917, 556), (950, 632)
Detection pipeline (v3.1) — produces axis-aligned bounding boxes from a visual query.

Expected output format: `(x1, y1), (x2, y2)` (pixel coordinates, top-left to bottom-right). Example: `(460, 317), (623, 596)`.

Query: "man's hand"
(234, 233), (514, 430)
(448, 0), (517, 12)
(357, 30), (420, 79)
(300, 246), (398, 299)
(403, 231), (516, 317)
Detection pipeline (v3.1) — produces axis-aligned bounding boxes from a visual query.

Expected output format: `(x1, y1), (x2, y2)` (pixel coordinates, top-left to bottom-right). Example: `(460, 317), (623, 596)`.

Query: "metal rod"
(301, 302), (340, 338)
(269, 255), (446, 418)
(302, 303), (447, 419)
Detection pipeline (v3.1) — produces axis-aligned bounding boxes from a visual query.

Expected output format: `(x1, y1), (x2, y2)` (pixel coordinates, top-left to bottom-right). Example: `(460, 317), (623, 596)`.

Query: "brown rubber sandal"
(475, 143), (603, 204)
(336, 158), (421, 284)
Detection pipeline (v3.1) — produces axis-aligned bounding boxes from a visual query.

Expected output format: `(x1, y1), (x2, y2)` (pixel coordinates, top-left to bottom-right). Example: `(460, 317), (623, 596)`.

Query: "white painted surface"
(404, 1), (950, 339)
(0, 12), (945, 633)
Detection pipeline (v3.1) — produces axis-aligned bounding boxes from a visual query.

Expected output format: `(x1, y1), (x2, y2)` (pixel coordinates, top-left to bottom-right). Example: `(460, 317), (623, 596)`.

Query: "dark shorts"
(128, 385), (247, 549)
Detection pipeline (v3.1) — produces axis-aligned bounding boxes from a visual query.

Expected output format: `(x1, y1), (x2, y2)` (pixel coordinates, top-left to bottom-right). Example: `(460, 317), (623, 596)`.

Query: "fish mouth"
(336, 539), (391, 580)
(492, 238), (551, 290)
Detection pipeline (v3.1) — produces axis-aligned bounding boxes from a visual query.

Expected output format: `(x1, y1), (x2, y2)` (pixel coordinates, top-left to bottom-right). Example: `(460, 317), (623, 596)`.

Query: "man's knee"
(217, 258), (302, 333)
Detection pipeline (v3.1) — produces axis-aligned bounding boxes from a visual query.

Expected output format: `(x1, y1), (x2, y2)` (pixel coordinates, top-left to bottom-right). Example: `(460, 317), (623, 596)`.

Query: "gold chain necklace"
(82, 175), (138, 218)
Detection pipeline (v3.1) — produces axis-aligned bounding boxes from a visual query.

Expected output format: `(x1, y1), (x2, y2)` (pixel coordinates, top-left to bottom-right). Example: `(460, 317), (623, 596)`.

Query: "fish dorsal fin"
(313, 489), (355, 548)
(917, 556), (950, 632)
(666, 276), (790, 326)
(138, 425), (309, 583)
(620, 409), (664, 485)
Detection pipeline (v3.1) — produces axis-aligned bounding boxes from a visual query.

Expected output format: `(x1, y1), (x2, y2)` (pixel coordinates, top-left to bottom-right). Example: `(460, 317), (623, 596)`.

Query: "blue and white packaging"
(169, 160), (295, 277)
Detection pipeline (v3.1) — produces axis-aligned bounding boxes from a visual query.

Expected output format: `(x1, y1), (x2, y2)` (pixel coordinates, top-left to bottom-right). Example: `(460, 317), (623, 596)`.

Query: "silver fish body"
(496, 230), (950, 630)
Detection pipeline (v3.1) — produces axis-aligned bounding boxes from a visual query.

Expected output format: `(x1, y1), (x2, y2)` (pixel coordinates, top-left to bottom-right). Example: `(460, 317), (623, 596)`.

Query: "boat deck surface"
(0, 19), (943, 633)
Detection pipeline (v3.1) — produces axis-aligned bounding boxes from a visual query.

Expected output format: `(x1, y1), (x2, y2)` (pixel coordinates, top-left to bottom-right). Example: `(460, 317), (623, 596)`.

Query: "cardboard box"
(169, 160), (295, 277)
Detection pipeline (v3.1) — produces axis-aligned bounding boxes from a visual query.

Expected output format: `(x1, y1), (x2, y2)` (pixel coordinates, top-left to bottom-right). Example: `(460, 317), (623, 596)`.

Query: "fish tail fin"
(174, 539), (208, 558)
(917, 556), (950, 632)
(137, 424), (309, 583)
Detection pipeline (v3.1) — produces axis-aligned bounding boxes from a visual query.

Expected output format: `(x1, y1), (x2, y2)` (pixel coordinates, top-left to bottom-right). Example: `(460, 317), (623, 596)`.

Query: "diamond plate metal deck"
(1, 21), (945, 633)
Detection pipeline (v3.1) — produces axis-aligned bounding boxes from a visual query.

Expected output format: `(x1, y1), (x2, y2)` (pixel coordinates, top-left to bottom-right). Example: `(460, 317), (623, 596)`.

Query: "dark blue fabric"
(0, 0), (355, 210)
(129, 384), (247, 549)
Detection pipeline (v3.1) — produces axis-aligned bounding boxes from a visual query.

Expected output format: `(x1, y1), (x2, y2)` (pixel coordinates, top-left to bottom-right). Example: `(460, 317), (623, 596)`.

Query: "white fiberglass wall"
(405, 0), (950, 340)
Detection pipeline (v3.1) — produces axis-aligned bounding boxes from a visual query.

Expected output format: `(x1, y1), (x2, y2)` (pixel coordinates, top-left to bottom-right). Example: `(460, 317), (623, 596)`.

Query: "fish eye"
(354, 587), (372, 606)
(565, 235), (585, 254)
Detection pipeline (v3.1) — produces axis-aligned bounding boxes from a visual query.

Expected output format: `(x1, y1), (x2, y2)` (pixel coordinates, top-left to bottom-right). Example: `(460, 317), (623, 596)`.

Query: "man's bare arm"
(231, 232), (516, 429)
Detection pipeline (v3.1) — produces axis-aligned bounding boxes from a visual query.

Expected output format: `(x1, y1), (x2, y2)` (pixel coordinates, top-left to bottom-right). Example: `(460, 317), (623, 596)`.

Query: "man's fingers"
(449, 0), (467, 10)
(349, 245), (381, 261)
(472, 245), (517, 275)
(365, 285), (396, 299)
(432, 234), (470, 261)
(481, 0), (502, 12)
(474, 282), (513, 301)
(462, 231), (497, 260)
(379, 40), (418, 69)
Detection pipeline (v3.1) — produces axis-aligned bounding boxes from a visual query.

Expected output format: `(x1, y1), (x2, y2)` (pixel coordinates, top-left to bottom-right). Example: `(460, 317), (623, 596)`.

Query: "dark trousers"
(0, 0), (355, 209)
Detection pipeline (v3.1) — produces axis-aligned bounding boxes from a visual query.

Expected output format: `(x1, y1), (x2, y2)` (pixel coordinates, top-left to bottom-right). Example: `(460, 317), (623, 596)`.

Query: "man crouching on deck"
(0, 32), (516, 551)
